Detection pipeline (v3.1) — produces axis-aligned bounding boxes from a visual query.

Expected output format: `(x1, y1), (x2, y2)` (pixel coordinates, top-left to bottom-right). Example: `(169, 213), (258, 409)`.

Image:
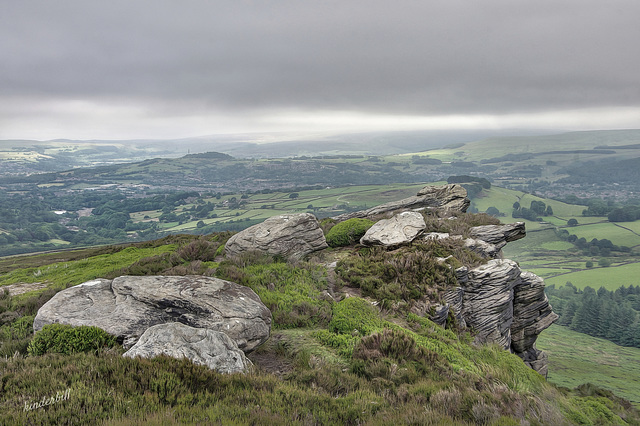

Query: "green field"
(472, 186), (585, 219)
(538, 325), (640, 407)
(543, 261), (640, 290)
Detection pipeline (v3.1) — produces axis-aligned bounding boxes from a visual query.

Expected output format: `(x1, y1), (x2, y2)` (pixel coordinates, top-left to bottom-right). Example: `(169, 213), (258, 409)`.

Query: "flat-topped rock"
(469, 222), (526, 250)
(332, 184), (469, 221)
(123, 322), (252, 374)
(225, 213), (327, 260)
(360, 211), (426, 248)
(34, 275), (271, 351)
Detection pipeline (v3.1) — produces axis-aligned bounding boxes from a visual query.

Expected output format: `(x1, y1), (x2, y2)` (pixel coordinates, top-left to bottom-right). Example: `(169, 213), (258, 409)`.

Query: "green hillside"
(538, 325), (640, 407)
(1, 226), (638, 424)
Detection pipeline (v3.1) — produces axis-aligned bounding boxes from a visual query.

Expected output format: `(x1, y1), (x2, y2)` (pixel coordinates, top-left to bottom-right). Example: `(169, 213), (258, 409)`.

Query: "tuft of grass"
(325, 218), (375, 247)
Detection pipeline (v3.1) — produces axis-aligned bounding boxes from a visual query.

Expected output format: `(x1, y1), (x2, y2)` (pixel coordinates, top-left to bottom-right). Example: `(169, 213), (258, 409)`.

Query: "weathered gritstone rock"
(428, 304), (450, 327)
(416, 184), (470, 212)
(423, 232), (454, 241)
(331, 184), (469, 221)
(464, 238), (500, 258)
(360, 211), (426, 248)
(458, 259), (521, 349)
(34, 275), (272, 351)
(225, 213), (327, 260)
(444, 283), (466, 328)
(511, 271), (559, 376)
(469, 222), (526, 250)
(123, 323), (252, 374)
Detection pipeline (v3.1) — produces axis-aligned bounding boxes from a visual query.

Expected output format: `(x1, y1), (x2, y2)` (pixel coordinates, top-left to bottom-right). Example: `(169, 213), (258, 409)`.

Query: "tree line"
(546, 283), (640, 348)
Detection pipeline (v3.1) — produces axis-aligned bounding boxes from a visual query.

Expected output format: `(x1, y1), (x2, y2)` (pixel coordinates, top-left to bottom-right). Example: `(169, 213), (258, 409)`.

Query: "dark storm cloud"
(1, 0), (639, 137)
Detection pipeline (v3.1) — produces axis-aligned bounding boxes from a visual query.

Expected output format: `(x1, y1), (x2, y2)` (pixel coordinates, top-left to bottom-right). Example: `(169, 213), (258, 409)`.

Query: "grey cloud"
(2, 0), (640, 119)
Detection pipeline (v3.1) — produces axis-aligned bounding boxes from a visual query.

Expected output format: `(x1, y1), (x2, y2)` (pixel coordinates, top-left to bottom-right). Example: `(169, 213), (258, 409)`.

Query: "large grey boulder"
(469, 222), (526, 250)
(34, 275), (271, 351)
(332, 184), (469, 221)
(123, 322), (252, 374)
(360, 211), (426, 248)
(511, 271), (558, 376)
(225, 213), (327, 260)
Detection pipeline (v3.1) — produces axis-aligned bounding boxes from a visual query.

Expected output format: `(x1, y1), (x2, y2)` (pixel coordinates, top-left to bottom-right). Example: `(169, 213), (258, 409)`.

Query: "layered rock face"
(511, 272), (559, 376)
(331, 183), (469, 221)
(456, 260), (521, 349)
(34, 275), (272, 353)
(446, 250), (557, 376)
(469, 222), (526, 251)
(225, 213), (328, 260)
(123, 323), (252, 374)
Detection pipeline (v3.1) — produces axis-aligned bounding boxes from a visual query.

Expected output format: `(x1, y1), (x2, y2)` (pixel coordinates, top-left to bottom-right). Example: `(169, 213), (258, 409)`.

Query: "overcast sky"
(1, 1), (639, 140)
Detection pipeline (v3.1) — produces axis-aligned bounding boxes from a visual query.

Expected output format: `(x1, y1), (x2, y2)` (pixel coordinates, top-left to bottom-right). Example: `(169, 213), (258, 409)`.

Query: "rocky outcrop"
(360, 211), (426, 248)
(225, 213), (327, 260)
(331, 184), (469, 221)
(511, 272), (559, 376)
(34, 275), (271, 351)
(457, 259), (521, 349)
(452, 260), (557, 376)
(469, 222), (526, 250)
(123, 323), (252, 374)
(416, 184), (471, 212)
(464, 238), (501, 258)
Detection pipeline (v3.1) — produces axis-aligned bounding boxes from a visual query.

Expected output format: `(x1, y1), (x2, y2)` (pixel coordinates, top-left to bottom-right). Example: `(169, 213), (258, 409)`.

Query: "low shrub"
(325, 218), (375, 247)
(335, 244), (464, 303)
(27, 324), (117, 356)
(329, 297), (383, 336)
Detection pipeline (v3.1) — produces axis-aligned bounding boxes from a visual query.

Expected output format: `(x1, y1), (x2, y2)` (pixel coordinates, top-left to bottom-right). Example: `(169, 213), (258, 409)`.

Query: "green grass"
(538, 324), (640, 407)
(472, 186), (585, 219)
(568, 222), (640, 248)
(0, 245), (176, 293)
(544, 261), (640, 290)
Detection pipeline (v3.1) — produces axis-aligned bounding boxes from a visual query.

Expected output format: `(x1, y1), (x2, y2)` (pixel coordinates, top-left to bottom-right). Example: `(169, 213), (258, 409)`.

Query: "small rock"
(360, 211), (426, 248)
(123, 322), (252, 374)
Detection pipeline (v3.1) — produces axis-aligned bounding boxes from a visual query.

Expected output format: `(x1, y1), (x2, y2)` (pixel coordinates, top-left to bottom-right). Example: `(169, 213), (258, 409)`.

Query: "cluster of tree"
(485, 207), (504, 217)
(555, 229), (631, 256)
(607, 205), (640, 222)
(579, 198), (640, 222)
(512, 200), (553, 221)
(547, 283), (640, 348)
